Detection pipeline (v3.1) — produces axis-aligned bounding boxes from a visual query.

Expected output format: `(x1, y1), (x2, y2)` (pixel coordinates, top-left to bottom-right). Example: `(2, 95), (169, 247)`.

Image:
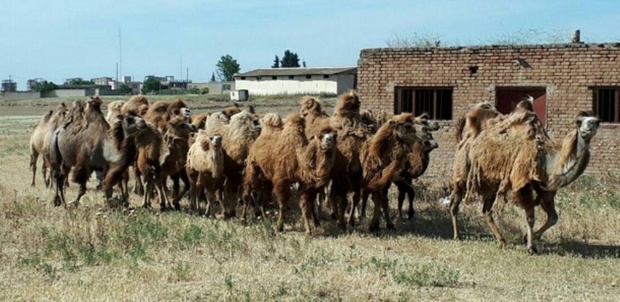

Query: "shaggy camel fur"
(135, 117), (196, 210)
(121, 95), (149, 116)
(450, 110), (600, 253)
(50, 97), (148, 207)
(242, 113), (337, 235)
(203, 110), (261, 216)
(29, 103), (68, 187)
(106, 100), (125, 125)
(359, 113), (421, 231)
(143, 99), (190, 132)
(190, 112), (210, 129)
(300, 96), (330, 137)
(186, 131), (225, 216)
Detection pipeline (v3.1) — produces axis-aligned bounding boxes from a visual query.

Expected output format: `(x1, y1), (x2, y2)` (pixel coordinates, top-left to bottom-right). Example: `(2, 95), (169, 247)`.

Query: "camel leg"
(482, 196), (505, 249)
(407, 186), (415, 220)
(71, 182), (87, 207)
(369, 191), (382, 232)
(273, 181), (291, 233)
(41, 157), (49, 187)
(142, 180), (153, 209)
(299, 189), (315, 236)
(359, 189), (370, 218)
(450, 180), (465, 240)
(380, 186), (394, 230)
(396, 182), (406, 219)
(132, 166), (144, 196)
(348, 185), (362, 228)
(525, 206), (537, 254)
(533, 191), (558, 240)
(171, 171), (190, 211)
(53, 173), (64, 207)
(30, 151), (38, 187)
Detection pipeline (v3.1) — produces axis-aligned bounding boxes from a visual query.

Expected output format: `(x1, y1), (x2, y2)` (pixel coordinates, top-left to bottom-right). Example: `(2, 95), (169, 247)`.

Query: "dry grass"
(1, 95), (620, 301)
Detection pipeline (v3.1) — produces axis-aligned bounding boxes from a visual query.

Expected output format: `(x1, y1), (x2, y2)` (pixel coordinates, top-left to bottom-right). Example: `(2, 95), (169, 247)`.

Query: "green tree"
(210, 72), (216, 82)
(119, 83), (133, 95)
(216, 55), (241, 81)
(67, 77), (95, 85)
(271, 55), (280, 68)
(34, 81), (58, 93)
(142, 76), (161, 94)
(280, 50), (300, 67)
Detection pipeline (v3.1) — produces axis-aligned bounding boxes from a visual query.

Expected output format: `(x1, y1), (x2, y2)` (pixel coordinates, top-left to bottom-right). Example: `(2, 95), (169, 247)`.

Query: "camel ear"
(389, 120), (396, 126)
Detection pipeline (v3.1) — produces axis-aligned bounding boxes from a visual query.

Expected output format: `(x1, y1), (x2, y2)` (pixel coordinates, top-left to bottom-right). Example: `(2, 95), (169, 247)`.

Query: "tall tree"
(271, 55), (280, 68)
(216, 55), (241, 81)
(210, 72), (216, 82)
(142, 76), (161, 94)
(280, 50), (300, 67)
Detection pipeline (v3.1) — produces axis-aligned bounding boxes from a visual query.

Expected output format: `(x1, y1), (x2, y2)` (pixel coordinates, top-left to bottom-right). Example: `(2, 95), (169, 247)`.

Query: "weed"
(179, 224), (203, 249)
(392, 263), (460, 287)
(171, 262), (191, 281)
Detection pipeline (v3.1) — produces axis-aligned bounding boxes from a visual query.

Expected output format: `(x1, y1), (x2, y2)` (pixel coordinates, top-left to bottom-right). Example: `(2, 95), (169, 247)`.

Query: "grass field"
(1, 95), (620, 301)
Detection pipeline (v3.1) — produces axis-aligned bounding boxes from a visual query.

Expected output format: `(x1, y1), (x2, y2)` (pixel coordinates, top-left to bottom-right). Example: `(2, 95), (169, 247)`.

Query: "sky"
(2, 0), (620, 89)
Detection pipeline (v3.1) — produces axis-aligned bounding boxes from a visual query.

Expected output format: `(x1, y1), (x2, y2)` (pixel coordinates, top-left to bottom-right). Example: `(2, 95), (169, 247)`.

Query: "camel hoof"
(528, 246), (539, 255)
(369, 223), (380, 233)
(386, 223), (395, 230)
(498, 240), (506, 249)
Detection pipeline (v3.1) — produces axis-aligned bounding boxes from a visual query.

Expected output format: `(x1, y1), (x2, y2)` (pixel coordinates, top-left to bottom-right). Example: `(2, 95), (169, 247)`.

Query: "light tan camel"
(186, 131), (225, 216)
(450, 110), (600, 253)
(29, 103), (68, 187)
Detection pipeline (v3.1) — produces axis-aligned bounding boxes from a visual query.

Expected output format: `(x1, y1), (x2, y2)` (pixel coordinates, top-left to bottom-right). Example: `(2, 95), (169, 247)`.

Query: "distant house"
(233, 67), (357, 95)
(189, 81), (234, 94)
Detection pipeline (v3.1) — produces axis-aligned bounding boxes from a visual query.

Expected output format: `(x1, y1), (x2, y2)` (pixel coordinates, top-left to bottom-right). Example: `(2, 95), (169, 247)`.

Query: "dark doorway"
(496, 87), (547, 125)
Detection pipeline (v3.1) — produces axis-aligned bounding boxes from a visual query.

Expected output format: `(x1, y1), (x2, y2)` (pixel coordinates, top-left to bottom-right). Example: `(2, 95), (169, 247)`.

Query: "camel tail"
(454, 116), (466, 142)
(49, 129), (62, 171)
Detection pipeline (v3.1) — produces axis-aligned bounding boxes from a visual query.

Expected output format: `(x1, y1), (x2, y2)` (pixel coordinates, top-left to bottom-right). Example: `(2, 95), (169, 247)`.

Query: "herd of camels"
(28, 91), (600, 253)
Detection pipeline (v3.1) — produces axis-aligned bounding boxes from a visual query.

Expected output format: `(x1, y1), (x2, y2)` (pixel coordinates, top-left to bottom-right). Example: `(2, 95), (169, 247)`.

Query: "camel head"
(300, 96), (325, 118)
(413, 113), (440, 131)
(575, 111), (600, 141)
(389, 113), (418, 144)
(168, 99), (188, 117)
(88, 96), (103, 109)
(55, 102), (68, 118)
(313, 126), (337, 152)
(222, 102), (242, 119)
(166, 116), (198, 141)
(418, 126), (439, 152)
(121, 113), (148, 138)
(230, 110), (262, 134)
(194, 130), (222, 151)
(137, 104), (149, 116)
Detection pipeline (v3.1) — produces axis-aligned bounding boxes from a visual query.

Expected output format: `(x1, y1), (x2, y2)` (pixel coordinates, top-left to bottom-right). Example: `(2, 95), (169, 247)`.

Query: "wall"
(189, 82), (235, 94)
(357, 43), (620, 179)
(235, 76), (339, 95)
(336, 74), (356, 94)
(1, 91), (42, 101)
(43, 89), (96, 98)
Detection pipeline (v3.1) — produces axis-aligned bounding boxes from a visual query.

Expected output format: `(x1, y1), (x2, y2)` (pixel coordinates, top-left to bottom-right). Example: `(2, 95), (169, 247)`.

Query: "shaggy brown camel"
(306, 91), (370, 230)
(203, 110), (261, 216)
(359, 113), (421, 231)
(450, 110), (600, 253)
(160, 116), (197, 208)
(121, 95), (149, 116)
(50, 96), (148, 207)
(135, 116), (196, 210)
(186, 131), (225, 216)
(393, 126), (439, 220)
(242, 113), (337, 235)
(101, 113), (150, 204)
(29, 103), (68, 187)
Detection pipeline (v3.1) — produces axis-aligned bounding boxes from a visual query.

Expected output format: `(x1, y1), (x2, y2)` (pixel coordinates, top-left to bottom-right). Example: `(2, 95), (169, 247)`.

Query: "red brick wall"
(357, 43), (620, 180)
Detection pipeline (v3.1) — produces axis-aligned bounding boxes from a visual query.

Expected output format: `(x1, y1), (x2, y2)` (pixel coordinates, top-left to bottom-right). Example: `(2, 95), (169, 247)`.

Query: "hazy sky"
(2, 0), (619, 89)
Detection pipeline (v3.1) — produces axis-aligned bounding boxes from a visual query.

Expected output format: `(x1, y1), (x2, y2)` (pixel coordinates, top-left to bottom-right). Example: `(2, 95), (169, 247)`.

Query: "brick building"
(357, 43), (620, 179)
